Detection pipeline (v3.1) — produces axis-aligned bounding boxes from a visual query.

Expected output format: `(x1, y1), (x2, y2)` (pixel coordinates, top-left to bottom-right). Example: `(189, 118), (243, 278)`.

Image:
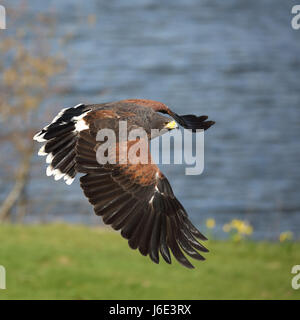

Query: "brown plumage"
(33, 99), (215, 268)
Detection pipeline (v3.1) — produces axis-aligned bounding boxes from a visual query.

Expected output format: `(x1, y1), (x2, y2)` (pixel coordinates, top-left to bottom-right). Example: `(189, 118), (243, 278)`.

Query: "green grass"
(0, 223), (299, 300)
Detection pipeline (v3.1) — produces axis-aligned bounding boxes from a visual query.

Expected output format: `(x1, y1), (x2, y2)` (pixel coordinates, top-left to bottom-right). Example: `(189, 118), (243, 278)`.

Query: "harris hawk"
(33, 99), (215, 268)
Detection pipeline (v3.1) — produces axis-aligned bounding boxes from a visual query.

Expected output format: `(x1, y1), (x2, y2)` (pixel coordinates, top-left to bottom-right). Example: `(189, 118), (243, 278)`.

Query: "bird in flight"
(33, 99), (215, 268)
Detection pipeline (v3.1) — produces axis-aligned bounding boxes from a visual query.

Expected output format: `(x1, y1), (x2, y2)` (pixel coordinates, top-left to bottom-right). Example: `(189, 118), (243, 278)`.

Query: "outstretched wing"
(75, 129), (208, 269)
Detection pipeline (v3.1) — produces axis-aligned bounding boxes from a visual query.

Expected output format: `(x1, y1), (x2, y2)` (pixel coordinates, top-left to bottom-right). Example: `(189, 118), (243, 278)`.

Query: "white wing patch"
(34, 103), (89, 186)
(73, 111), (90, 132)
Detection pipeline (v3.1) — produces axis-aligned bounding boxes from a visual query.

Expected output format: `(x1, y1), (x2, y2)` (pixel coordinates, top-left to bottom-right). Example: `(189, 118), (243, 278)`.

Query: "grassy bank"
(0, 224), (299, 300)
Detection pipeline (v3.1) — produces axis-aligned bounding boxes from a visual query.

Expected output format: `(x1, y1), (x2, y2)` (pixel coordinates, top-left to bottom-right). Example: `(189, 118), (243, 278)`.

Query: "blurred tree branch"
(0, 149), (32, 221)
(0, 7), (65, 222)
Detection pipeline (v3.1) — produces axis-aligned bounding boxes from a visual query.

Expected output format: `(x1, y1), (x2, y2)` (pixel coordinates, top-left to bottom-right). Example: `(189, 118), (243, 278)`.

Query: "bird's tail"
(33, 103), (89, 185)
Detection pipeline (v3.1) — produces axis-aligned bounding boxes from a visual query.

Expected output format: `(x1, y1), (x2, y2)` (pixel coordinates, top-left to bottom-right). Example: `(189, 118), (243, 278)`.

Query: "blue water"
(4, 0), (300, 239)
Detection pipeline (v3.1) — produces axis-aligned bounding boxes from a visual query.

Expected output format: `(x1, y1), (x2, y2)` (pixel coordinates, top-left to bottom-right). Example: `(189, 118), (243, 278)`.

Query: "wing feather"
(74, 117), (208, 268)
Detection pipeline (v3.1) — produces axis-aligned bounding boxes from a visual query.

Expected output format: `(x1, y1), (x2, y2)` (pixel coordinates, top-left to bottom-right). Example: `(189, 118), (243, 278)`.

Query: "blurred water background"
(2, 0), (300, 240)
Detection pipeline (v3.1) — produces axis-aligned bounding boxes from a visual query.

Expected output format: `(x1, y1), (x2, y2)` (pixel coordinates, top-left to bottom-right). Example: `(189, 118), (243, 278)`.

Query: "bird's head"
(149, 112), (178, 139)
(119, 99), (177, 129)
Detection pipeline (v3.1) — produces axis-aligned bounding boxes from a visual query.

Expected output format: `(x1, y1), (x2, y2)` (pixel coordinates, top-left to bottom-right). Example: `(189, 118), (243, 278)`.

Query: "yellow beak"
(164, 120), (178, 130)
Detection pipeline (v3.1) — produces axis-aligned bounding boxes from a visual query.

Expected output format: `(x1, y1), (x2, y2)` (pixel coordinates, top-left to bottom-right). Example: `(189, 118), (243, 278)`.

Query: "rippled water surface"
(4, 0), (300, 239)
